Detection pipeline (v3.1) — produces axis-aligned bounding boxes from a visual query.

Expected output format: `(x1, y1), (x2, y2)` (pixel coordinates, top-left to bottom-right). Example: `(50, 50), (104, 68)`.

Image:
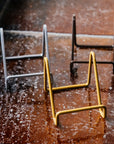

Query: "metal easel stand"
(71, 14), (114, 75)
(44, 51), (106, 126)
(0, 24), (51, 90)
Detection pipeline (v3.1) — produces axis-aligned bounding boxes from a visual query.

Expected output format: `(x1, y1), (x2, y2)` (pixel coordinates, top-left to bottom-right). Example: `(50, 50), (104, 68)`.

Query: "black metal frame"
(70, 14), (114, 75)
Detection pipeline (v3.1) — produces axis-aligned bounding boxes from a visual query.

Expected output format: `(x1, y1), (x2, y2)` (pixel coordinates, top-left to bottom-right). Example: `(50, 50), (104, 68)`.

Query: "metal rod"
(90, 52), (101, 105)
(70, 60), (114, 74)
(44, 51), (106, 126)
(76, 45), (113, 49)
(56, 105), (106, 125)
(113, 45), (114, 74)
(113, 34), (114, 74)
(7, 72), (44, 79)
(6, 54), (43, 60)
(73, 14), (113, 49)
(44, 57), (55, 119)
(71, 61), (114, 64)
(42, 26), (45, 57)
(0, 24), (51, 90)
(71, 14), (114, 74)
(71, 14), (76, 61)
(51, 83), (88, 91)
(0, 28), (8, 89)
(43, 24), (50, 69)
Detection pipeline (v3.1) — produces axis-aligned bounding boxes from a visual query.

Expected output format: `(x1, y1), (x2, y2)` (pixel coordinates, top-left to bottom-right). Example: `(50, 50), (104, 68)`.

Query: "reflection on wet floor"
(0, 32), (114, 143)
(0, 0), (114, 143)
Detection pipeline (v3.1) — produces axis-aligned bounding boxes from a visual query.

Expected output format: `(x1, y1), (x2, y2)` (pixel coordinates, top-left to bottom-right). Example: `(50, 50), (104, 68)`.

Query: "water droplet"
(109, 87), (112, 90)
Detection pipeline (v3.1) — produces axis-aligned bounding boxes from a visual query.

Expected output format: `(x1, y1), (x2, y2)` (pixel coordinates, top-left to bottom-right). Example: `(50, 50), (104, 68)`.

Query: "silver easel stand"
(0, 24), (50, 90)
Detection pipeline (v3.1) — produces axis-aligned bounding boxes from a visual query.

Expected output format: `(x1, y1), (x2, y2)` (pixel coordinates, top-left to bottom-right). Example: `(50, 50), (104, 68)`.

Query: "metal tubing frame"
(71, 14), (114, 74)
(44, 51), (106, 126)
(0, 24), (50, 90)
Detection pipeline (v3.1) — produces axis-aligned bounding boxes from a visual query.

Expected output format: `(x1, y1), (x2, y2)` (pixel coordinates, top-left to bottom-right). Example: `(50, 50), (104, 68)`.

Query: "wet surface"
(0, 0), (114, 143)
(1, 0), (114, 35)
(0, 33), (114, 143)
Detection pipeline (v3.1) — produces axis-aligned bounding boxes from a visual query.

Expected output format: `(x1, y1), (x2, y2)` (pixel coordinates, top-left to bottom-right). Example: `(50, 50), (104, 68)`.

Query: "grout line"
(4, 30), (114, 39)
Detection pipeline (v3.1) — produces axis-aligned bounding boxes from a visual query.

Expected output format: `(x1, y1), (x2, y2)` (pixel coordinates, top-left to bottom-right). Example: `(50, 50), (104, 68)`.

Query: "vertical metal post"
(112, 46), (114, 74)
(44, 58), (47, 91)
(45, 26), (50, 66)
(0, 28), (7, 89)
(42, 25), (45, 57)
(72, 14), (76, 61)
(71, 14), (77, 74)
(43, 24), (51, 70)
(112, 36), (114, 74)
(112, 22), (114, 74)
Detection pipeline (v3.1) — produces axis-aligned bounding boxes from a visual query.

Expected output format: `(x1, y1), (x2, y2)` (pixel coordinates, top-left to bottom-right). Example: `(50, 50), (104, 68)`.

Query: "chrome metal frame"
(0, 24), (50, 90)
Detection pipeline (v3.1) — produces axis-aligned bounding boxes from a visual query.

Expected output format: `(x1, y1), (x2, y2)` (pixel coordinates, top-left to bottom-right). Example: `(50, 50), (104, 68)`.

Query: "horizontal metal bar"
(50, 83), (88, 91)
(76, 44), (113, 49)
(4, 30), (114, 39)
(71, 61), (114, 64)
(56, 105), (106, 116)
(55, 104), (106, 125)
(6, 54), (43, 60)
(7, 72), (44, 79)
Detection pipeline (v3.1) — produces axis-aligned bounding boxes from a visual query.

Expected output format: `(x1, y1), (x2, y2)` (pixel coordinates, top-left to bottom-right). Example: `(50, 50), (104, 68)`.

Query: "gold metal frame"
(44, 51), (106, 126)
